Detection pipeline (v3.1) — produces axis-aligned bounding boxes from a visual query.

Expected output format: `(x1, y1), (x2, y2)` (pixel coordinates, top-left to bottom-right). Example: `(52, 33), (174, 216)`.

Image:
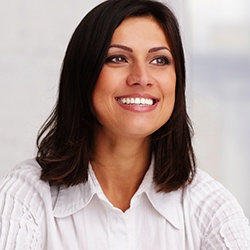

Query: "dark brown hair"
(36, 0), (196, 192)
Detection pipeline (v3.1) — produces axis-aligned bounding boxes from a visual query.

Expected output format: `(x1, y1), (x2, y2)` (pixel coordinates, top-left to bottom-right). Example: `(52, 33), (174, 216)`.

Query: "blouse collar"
(52, 158), (182, 229)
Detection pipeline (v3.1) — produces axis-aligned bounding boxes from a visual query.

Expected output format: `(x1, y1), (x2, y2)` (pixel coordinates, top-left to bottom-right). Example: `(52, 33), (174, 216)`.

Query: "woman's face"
(92, 16), (176, 139)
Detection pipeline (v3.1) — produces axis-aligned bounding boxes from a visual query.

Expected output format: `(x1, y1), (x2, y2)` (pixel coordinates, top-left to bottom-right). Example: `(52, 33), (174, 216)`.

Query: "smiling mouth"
(116, 97), (157, 106)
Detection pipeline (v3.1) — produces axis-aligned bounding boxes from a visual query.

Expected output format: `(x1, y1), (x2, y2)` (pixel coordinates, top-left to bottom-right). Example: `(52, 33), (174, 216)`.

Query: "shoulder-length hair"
(36, 0), (196, 192)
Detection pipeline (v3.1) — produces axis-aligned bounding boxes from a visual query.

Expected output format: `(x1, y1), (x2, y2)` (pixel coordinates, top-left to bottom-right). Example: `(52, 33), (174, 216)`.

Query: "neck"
(91, 127), (151, 211)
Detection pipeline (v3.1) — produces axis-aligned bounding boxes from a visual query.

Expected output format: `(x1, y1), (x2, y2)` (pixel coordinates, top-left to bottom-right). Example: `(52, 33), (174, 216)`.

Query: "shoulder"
(187, 168), (234, 208)
(184, 168), (250, 248)
(0, 158), (48, 191)
(2, 158), (42, 180)
(0, 159), (52, 248)
(185, 168), (246, 223)
(184, 168), (239, 229)
(0, 159), (50, 215)
(186, 168), (244, 213)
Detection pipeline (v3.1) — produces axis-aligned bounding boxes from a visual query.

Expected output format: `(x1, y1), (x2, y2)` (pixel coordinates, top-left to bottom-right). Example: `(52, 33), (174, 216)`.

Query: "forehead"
(110, 16), (169, 46)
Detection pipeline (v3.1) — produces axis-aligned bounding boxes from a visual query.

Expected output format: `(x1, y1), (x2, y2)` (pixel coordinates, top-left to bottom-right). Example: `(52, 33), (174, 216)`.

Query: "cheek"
(92, 74), (116, 123)
(92, 87), (107, 119)
(168, 81), (176, 109)
(92, 66), (124, 111)
(161, 71), (176, 99)
(92, 70), (108, 110)
(160, 73), (176, 115)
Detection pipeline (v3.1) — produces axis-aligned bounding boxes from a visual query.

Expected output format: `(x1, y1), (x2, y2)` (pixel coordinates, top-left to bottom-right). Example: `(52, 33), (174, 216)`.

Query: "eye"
(150, 56), (170, 66)
(105, 55), (128, 64)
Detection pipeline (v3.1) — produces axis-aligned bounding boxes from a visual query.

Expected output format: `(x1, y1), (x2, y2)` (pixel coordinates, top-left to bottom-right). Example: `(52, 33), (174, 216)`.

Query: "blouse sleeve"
(191, 171), (250, 249)
(0, 165), (44, 249)
(201, 200), (250, 249)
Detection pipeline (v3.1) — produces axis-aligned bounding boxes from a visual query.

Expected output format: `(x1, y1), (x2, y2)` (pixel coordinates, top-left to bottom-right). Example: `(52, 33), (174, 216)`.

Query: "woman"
(0, 0), (249, 249)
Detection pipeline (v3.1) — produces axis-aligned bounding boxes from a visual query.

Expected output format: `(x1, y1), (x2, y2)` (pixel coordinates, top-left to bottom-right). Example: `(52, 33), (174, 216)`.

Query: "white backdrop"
(0, 0), (249, 219)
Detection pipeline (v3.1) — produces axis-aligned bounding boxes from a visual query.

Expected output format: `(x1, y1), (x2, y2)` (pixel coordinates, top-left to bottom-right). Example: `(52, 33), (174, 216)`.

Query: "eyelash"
(150, 56), (170, 66)
(105, 55), (171, 65)
(105, 55), (128, 64)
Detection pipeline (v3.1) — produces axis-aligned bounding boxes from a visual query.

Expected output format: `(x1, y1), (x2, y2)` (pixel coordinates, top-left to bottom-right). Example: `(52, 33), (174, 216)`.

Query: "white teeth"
(135, 98), (140, 104)
(118, 97), (154, 106)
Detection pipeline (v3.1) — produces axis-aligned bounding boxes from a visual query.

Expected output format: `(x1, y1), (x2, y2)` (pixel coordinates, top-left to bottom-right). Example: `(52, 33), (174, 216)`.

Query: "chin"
(121, 126), (160, 139)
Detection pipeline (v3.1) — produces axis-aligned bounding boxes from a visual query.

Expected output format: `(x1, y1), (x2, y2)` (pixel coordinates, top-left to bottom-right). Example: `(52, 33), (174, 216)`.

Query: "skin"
(91, 16), (176, 212)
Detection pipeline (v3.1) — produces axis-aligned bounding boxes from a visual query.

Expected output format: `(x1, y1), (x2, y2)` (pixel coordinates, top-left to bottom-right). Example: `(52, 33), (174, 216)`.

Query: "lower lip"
(116, 100), (158, 112)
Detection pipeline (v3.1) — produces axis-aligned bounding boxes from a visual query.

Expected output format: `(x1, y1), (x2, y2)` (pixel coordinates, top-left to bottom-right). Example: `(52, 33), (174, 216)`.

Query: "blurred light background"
(0, 0), (249, 218)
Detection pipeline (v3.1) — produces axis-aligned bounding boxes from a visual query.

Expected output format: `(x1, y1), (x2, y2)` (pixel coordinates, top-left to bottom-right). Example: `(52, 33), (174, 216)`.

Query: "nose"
(126, 62), (153, 86)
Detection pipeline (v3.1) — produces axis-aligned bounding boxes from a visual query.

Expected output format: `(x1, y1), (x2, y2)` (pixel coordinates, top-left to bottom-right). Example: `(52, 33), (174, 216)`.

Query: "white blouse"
(0, 159), (249, 249)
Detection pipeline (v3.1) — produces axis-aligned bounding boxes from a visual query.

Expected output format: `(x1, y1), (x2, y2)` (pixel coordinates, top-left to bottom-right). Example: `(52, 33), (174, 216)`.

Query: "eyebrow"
(109, 44), (171, 53)
(148, 46), (171, 53)
(109, 44), (133, 52)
